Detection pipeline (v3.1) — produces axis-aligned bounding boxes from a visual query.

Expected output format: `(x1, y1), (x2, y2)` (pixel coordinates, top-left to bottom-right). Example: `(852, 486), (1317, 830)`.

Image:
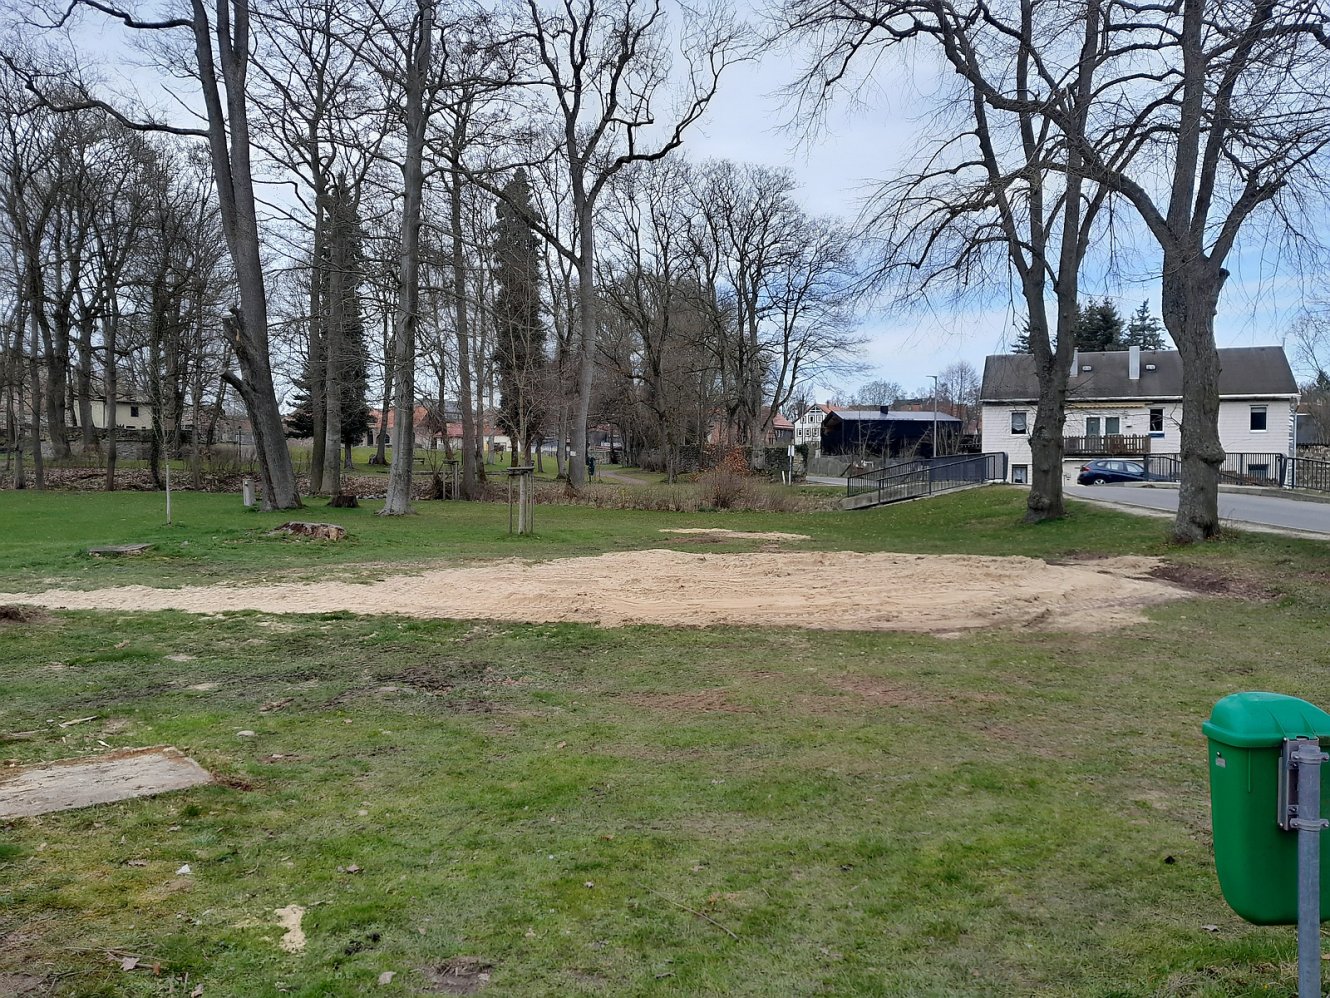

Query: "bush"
(697, 448), (752, 509)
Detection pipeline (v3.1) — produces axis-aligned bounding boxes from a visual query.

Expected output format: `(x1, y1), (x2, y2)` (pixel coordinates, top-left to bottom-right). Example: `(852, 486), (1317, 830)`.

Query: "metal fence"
(1140, 453), (1330, 493)
(846, 453), (1008, 504)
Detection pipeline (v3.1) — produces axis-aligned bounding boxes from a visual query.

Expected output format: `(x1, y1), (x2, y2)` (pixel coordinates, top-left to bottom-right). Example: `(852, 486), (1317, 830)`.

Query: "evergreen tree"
(1124, 300), (1169, 350)
(493, 170), (547, 459)
(1073, 298), (1124, 351)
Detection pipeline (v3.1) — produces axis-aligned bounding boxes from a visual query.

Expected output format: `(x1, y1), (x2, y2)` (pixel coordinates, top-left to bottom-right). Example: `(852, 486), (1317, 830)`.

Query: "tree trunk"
(449, 168), (479, 500)
(1165, 262), (1226, 541)
(321, 193), (347, 497)
(569, 203), (596, 488)
(374, 313), (392, 464)
(380, 0), (431, 516)
(76, 312), (97, 454)
(196, 0), (300, 511)
(308, 189), (328, 493)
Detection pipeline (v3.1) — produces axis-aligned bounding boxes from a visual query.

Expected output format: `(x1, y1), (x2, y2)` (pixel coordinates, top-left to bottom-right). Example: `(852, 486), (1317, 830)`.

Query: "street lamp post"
(930, 374), (940, 458)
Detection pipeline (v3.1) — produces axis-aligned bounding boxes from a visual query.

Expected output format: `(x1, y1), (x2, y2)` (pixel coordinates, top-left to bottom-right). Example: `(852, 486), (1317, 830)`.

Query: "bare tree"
(12, 0), (303, 508)
(467, 0), (743, 487)
(379, 0), (433, 515)
(781, 0), (1116, 521)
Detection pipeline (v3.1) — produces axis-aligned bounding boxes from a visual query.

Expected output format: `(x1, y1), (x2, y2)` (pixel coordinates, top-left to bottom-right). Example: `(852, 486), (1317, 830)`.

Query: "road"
(1065, 484), (1330, 536)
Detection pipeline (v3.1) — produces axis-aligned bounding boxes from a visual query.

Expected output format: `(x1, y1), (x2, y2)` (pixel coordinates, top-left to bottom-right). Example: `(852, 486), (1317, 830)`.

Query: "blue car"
(1077, 459), (1163, 485)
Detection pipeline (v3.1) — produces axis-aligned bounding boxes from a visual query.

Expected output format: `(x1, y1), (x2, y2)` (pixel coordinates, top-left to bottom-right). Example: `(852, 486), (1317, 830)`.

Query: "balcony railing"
(1063, 434), (1151, 455)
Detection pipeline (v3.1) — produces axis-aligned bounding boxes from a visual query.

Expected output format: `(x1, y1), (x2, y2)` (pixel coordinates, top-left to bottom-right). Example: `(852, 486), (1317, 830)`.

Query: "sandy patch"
(0, 747), (212, 819)
(0, 550), (1184, 635)
(275, 905), (307, 953)
(659, 528), (811, 541)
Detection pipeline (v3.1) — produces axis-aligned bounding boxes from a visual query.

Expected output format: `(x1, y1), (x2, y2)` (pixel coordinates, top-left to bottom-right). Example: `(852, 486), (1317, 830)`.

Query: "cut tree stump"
(328, 494), (359, 508)
(268, 521), (347, 541)
(88, 544), (153, 558)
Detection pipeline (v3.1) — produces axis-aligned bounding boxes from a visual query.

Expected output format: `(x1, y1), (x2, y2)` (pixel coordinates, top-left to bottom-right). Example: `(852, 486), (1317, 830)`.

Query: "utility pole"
(930, 374), (939, 458)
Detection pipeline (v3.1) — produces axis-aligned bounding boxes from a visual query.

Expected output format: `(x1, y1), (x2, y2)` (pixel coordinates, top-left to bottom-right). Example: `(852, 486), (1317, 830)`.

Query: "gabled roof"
(824, 408), (960, 424)
(980, 346), (1298, 403)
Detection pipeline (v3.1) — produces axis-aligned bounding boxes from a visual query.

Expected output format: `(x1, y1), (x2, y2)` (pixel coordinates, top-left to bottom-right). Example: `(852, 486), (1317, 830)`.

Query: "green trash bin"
(1204, 691), (1330, 925)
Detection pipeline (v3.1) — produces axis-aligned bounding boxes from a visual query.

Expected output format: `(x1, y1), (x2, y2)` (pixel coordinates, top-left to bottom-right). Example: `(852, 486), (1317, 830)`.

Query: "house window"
(1104, 416), (1121, 435)
(1012, 464), (1029, 484)
(1149, 408), (1164, 434)
(1250, 405), (1267, 431)
(1085, 416), (1101, 436)
(130, 405), (140, 418)
(1248, 463), (1271, 481)
(1010, 411), (1028, 435)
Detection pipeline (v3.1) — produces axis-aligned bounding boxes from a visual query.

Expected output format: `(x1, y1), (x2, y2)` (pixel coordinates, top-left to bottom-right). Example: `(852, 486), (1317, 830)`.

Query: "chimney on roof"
(1070, 348), (1079, 379)
(1128, 344), (1141, 380)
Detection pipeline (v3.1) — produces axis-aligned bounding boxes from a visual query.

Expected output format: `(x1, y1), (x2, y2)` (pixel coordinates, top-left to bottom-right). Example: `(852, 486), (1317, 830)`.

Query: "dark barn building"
(820, 408), (961, 459)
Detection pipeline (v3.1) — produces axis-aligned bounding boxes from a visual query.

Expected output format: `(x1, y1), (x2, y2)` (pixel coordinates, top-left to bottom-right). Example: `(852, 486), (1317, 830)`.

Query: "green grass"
(2, 488), (1329, 995)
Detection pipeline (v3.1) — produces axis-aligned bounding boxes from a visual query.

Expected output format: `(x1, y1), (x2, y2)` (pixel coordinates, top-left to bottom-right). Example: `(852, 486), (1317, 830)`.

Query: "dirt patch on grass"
(423, 957), (493, 994)
(0, 550), (1186, 635)
(380, 660), (488, 693)
(1148, 563), (1277, 601)
(822, 675), (945, 706)
(621, 690), (753, 714)
(0, 604), (47, 624)
(0, 973), (46, 995)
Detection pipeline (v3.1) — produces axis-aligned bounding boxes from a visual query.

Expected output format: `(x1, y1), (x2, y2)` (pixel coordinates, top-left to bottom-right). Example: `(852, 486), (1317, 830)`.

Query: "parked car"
(1077, 459), (1165, 485)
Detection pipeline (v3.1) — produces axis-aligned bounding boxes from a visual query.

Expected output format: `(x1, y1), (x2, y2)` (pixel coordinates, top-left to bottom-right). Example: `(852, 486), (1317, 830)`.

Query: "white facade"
(982, 398), (1298, 484)
(793, 406), (833, 446)
(76, 399), (156, 431)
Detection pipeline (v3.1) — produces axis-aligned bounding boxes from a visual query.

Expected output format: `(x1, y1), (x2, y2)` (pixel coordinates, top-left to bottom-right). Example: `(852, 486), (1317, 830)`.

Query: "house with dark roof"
(979, 345), (1299, 485)
(820, 407), (961, 458)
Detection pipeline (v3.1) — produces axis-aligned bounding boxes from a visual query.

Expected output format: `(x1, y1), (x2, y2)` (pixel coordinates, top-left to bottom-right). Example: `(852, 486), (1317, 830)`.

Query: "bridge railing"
(846, 453), (1008, 504)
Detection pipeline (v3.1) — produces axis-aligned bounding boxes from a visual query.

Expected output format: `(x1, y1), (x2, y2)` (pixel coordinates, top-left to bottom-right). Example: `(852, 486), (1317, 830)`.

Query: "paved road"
(1066, 484), (1330, 535)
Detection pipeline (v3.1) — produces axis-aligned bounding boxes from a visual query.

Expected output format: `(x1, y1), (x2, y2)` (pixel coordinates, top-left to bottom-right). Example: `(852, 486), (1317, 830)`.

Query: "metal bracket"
(1280, 737), (1330, 832)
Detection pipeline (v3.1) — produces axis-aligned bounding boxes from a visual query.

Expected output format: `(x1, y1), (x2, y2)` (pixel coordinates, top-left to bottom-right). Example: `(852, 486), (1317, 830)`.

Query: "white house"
(793, 403), (837, 447)
(72, 397), (157, 431)
(980, 345), (1299, 485)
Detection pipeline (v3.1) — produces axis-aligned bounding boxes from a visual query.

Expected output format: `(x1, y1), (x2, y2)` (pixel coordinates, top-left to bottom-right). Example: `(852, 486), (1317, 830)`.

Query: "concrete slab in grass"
(0, 746), (213, 818)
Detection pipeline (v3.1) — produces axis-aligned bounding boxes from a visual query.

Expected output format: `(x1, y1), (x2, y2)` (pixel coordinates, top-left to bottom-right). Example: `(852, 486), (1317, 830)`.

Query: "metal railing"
(1287, 456), (1330, 493)
(1064, 434), (1152, 455)
(847, 453), (1007, 504)
(1140, 452), (1330, 493)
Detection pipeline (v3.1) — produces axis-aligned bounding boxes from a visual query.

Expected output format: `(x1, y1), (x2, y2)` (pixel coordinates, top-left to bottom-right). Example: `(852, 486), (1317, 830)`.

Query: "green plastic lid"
(1203, 691), (1330, 748)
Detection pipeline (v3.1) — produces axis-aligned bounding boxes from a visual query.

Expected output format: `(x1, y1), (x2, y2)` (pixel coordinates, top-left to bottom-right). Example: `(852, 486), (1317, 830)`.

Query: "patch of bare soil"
(659, 528), (811, 541)
(0, 973), (47, 995)
(621, 690), (753, 714)
(0, 550), (1186, 635)
(0, 605), (46, 624)
(378, 660), (488, 693)
(1148, 563), (1278, 601)
(423, 957), (493, 994)
(822, 675), (945, 706)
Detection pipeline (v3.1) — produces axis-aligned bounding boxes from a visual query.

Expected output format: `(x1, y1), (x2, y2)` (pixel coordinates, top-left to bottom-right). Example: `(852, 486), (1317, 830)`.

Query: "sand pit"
(659, 528), (812, 541)
(0, 551), (1185, 634)
(0, 747), (212, 819)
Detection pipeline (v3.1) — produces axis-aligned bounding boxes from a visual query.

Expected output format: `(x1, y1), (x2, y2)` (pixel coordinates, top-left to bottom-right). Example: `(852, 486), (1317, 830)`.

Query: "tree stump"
(268, 522), (347, 541)
(328, 494), (360, 509)
(88, 544), (153, 558)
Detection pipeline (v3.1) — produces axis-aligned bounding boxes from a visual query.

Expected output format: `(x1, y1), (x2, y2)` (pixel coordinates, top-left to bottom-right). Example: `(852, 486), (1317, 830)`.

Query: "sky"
(677, 25), (1320, 400)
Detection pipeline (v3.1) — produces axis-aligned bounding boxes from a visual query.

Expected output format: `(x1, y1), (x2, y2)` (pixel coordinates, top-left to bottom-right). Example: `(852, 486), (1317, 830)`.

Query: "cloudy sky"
(680, 27), (1317, 399)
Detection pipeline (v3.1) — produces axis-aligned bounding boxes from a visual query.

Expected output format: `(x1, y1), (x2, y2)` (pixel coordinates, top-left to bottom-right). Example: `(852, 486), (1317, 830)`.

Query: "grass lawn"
(2, 488), (1329, 995)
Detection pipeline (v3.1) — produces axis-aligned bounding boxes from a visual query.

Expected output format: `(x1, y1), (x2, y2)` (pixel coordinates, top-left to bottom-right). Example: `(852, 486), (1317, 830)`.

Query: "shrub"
(697, 448), (752, 510)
